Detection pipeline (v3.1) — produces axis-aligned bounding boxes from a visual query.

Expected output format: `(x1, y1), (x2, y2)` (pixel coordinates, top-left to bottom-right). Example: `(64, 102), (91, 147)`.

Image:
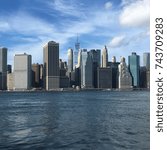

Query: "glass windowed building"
(128, 52), (140, 87)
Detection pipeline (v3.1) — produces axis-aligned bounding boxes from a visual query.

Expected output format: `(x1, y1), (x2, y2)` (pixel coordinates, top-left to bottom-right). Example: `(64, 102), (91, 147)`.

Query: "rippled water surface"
(0, 91), (149, 150)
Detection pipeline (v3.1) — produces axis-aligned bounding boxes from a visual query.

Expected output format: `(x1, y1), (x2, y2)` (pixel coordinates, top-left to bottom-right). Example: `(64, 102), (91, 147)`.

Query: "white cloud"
(105, 2), (112, 10)
(51, 0), (85, 17)
(8, 13), (56, 35)
(119, 0), (150, 28)
(0, 21), (10, 32)
(121, 0), (135, 6)
(108, 35), (127, 48)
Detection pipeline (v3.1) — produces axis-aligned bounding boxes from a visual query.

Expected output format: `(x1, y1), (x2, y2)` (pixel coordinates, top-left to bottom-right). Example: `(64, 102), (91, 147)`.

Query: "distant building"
(39, 64), (44, 87)
(77, 49), (82, 68)
(67, 48), (73, 73)
(90, 49), (101, 88)
(80, 49), (93, 88)
(111, 56), (120, 89)
(7, 65), (12, 74)
(14, 53), (32, 90)
(146, 70), (150, 89)
(43, 41), (60, 90)
(32, 63), (40, 88)
(7, 73), (14, 90)
(74, 67), (81, 87)
(97, 67), (112, 89)
(118, 57), (132, 89)
(74, 36), (80, 68)
(140, 66), (147, 88)
(0, 47), (7, 90)
(128, 52), (140, 87)
(102, 46), (108, 68)
(143, 52), (150, 70)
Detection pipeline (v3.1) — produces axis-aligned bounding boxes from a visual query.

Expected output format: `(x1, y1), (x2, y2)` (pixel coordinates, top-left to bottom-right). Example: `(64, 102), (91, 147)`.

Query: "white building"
(14, 53), (32, 90)
(80, 50), (93, 88)
(102, 45), (108, 68)
(67, 48), (73, 72)
(118, 57), (132, 89)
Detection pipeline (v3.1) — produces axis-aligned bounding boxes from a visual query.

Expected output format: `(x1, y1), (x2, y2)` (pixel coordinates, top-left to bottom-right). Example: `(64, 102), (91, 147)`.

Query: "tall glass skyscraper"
(0, 47), (7, 90)
(74, 36), (80, 68)
(80, 49), (93, 88)
(128, 52), (140, 87)
(90, 49), (101, 88)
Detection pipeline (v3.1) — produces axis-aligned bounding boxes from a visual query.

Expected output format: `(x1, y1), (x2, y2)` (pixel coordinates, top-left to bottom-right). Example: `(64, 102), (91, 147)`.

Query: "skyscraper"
(14, 53), (32, 90)
(118, 57), (132, 89)
(143, 52), (150, 70)
(90, 49), (101, 88)
(67, 48), (73, 72)
(32, 63), (40, 88)
(111, 56), (120, 88)
(43, 41), (60, 90)
(102, 45), (108, 68)
(0, 47), (7, 90)
(128, 52), (140, 87)
(80, 49), (93, 88)
(97, 67), (112, 89)
(74, 35), (80, 68)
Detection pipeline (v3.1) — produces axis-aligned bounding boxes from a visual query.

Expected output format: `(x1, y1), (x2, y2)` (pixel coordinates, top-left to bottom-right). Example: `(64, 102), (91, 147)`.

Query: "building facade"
(90, 49), (101, 88)
(80, 50), (93, 88)
(143, 52), (150, 70)
(43, 41), (60, 90)
(118, 57), (132, 89)
(97, 67), (112, 89)
(14, 53), (32, 90)
(67, 48), (73, 73)
(128, 52), (140, 87)
(0, 47), (7, 90)
(32, 63), (40, 88)
(102, 46), (108, 68)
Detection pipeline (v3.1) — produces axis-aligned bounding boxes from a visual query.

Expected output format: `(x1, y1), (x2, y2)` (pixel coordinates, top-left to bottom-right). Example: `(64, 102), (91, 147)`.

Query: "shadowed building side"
(43, 41), (60, 90)
(0, 47), (7, 90)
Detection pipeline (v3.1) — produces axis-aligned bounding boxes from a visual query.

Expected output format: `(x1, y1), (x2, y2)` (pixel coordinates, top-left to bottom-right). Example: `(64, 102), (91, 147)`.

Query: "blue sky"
(0, 0), (149, 65)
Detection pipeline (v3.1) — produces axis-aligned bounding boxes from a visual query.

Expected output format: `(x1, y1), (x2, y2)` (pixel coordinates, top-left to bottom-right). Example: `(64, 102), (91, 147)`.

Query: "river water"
(0, 91), (149, 150)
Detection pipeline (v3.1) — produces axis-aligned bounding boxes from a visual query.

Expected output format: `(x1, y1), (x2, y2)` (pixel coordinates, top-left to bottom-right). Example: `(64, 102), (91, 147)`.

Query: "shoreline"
(0, 88), (150, 93)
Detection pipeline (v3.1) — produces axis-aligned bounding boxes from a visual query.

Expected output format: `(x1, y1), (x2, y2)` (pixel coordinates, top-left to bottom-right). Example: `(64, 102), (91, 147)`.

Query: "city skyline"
(0, 0), (149, 65)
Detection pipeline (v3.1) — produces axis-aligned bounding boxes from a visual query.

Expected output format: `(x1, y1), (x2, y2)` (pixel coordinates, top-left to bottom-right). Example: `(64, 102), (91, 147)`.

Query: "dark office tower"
(140, 66), (147, 88)
(111, 56), (120, 89)
(32, 63), (40, 88)
(67, 48), (73, 72)
(90, 49), (101, 88)
(128, 52), (140, 88)
(143, 52), (150, 70)
(97, 67), (112, 89)
(0, 47), (7, 90)
(43, 41), (60, 90)
(59, 59), (64, 69)
(74, 35), (80, 68)
(7, 65), (12, 74)
(102, 45), (108, 68)
(74, 67), (81, 87)
(80, 49), (93, 88)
